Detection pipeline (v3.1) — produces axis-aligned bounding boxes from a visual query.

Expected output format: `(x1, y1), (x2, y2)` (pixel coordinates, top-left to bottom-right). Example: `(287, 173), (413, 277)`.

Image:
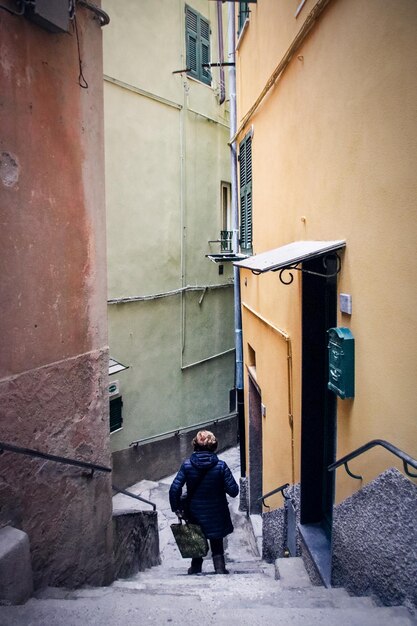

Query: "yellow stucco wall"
(236, 0), (417, 504)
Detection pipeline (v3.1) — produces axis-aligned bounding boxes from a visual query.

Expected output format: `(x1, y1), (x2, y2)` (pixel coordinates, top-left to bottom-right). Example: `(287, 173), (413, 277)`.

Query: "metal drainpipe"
(179, 0), (188, 359)
(216, 1), (226, 105)
(228, 3), (246, 477)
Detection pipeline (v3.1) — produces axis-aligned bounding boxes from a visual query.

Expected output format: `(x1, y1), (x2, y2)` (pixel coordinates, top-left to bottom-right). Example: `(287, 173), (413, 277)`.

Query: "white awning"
(233, 240), (346, 274)
(206, 252), (248, 263)
(109, 358), (129, 376)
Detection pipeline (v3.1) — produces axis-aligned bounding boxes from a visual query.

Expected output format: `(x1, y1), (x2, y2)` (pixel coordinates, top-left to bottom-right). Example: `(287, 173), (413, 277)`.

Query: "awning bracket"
(253, 252), (342, 285)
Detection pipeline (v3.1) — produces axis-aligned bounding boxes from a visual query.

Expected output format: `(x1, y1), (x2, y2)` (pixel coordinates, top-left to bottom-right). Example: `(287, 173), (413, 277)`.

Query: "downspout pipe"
(216, 1), (226, 105)
(228, 3), (246, 477)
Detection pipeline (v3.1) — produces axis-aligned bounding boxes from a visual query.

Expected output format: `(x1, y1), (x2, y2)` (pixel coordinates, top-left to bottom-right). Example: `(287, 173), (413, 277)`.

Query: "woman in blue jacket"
(169, 430), (239, 575)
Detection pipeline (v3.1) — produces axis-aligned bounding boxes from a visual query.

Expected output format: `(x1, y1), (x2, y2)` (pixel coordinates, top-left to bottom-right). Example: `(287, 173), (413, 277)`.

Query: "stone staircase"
(0, 447), (415, 625)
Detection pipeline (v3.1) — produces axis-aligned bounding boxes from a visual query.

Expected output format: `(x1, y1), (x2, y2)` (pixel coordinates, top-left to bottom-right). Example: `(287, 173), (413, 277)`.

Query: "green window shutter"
(199, 15), (211, 85)
(109, 396), (123, 433)
(186, 7), (198, 80)
(238, 2), (249, 35)
(239, 134), (253, 253)
(185, 6), (211, 85)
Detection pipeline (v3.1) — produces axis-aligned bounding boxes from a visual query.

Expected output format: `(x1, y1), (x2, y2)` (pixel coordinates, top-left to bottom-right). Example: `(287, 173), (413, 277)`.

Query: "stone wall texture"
(0, 351), (114, 588)
(262, 471), (417, 609)
(113, 510), (160, 579)
(262, 484), (301, 563)
(332, 468), (417, 612)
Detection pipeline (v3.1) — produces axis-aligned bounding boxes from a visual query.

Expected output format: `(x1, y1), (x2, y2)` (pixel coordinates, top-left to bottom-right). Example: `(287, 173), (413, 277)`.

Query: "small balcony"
(220, 230), (233, 252)
(206, 230), (248, 263)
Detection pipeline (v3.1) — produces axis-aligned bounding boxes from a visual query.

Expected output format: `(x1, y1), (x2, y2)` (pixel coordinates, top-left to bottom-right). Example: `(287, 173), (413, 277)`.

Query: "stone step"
(116, 568), (376, 606)
(275, 556), (314, 587)
(110, 580), (377, 610)
(0, 593), (414, 625)
(248, 513), (263, 556)
(31, 562), (388, 614)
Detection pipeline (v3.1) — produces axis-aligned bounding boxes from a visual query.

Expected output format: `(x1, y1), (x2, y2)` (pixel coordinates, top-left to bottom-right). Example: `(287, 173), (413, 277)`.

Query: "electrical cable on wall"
(73, 14), (88, 89)
(107, 282), (233, 305)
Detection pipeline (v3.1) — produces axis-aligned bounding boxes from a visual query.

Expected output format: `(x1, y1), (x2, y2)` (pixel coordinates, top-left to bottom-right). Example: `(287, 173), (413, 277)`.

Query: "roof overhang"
(233, 240), (346, 282)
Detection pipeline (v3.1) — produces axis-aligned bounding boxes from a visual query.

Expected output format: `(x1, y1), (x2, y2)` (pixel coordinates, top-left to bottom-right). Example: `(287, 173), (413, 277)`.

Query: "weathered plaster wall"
(0, 6), (112, 588)
(103, 0), (235, 449)
(0, 14), (107, 374)
(241, 307), (301, 511)
(112, 417), (238, 489)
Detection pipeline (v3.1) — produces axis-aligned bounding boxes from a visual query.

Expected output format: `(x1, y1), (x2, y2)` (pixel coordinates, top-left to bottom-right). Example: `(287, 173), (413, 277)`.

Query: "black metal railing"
(0, 441), (157, 510)
(112, 485), (156, 511)
(259, 482), (290, 509)
(129, 412), (237, 447)
(208, 231), (233, 253)
(328, 439), (417, 480)
(0, 441), (111, 475)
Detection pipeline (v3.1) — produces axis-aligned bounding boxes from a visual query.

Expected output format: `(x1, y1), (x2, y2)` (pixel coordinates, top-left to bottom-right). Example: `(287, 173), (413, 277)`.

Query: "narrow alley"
(1, 1), (416, 619)
(0, 447), (414, 626)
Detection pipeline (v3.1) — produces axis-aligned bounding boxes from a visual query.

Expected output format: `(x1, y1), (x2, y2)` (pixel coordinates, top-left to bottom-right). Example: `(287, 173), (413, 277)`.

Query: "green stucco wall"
(103, 0), (234, 449)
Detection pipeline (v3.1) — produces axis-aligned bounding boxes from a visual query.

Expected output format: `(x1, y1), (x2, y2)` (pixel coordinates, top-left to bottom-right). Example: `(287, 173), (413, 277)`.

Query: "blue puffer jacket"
(169, 451), (239, 539)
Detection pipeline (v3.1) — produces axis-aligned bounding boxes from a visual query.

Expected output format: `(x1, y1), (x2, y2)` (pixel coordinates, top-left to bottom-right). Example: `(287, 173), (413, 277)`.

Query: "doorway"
(248, 373), (263, 514)
(299, 254), (337, 586)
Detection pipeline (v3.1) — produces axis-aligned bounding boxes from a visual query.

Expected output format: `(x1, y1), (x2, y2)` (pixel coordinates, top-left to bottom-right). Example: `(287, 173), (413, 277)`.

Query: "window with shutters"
(185, 6), (211, 86)
(238, 2), (250, 35)
(109, 395), (123, 433)
(239, 133), (253, 254)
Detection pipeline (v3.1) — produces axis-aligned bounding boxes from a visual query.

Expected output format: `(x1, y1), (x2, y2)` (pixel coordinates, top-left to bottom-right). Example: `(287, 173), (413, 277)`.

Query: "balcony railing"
(220, 230), (233, 252)
(208, 230), (233, 253)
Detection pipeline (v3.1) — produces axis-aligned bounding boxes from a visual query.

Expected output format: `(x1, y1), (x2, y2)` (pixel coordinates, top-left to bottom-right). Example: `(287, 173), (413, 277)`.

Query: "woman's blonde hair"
(192, 430), (218, 452)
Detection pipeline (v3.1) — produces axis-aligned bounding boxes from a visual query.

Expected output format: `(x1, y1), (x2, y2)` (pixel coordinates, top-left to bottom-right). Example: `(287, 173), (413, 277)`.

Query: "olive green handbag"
(170, 519), (209, 558)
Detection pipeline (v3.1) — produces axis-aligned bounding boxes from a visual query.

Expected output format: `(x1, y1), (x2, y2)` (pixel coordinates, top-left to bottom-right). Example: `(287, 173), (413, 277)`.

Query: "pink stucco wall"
(0, 5), (113, 588)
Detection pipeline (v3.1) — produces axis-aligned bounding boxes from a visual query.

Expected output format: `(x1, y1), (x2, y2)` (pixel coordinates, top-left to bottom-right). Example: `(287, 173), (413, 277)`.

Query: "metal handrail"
(259, 482), (290, 509)
(328, 439), (417, 480)
(0, 441), (111, 475)
(112, 485), (156, 511)
(129, 412), (237, 447)
(0, 441), (158, 509)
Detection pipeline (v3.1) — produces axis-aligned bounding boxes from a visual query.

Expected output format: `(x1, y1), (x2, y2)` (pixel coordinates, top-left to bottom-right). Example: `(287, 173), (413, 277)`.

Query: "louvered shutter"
(185, 6), (211, 85)
(109, 396), (123, 433)
(186, 7), (198, 79)
(239, 134), (253, 253)
(245, 136), (253, 249)
(239, 139), (247, 248)
(200, 16), (211, 85)
(238, 2), (249, 34)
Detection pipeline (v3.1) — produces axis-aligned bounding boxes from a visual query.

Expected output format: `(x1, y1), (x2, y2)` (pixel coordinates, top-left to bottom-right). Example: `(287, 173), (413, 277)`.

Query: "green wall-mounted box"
(327, 327), (355, 399)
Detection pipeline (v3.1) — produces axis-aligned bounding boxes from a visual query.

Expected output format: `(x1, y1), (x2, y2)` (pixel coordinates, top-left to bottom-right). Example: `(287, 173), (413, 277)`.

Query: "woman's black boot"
(212, 554), (229, 575)
(188, 557), (203, 574)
